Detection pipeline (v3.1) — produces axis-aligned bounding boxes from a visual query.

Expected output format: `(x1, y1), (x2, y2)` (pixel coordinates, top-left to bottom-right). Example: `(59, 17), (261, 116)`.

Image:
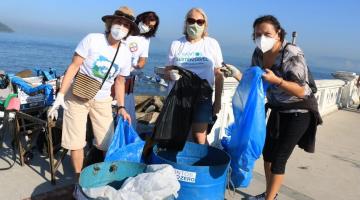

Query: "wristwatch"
(117, 106), (126, 111)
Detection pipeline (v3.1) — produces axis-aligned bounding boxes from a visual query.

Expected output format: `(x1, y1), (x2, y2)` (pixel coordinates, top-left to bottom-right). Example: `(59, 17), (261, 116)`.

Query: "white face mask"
(138, 21), (151, 34)
(110, 24), (129, 41)
(255, 35), (276, 53)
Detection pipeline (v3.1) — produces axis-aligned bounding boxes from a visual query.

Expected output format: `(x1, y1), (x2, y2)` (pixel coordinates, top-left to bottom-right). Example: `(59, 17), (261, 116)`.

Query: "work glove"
(169, 70), (181, 81)
(221, 64), (242, 79)
(48, 93), (67, 120)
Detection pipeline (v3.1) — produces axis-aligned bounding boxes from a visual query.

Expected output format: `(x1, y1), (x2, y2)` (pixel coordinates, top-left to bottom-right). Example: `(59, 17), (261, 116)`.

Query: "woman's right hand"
(48, 93), (68, 120)
(262, 68), (282, 85)
(118, 108), (131, 124)
(164, 66), (181, 81)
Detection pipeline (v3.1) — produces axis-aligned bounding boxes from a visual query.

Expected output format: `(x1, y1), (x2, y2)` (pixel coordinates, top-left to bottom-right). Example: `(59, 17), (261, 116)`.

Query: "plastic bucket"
(151, 142), (231, 200)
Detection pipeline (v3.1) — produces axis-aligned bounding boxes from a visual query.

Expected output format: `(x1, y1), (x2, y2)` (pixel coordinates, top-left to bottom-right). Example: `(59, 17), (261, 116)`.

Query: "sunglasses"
(186, 18), (205, 26)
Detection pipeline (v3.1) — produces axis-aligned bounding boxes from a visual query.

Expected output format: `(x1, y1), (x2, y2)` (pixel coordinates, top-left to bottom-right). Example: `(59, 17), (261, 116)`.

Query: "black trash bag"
(150, 67), (212, 151)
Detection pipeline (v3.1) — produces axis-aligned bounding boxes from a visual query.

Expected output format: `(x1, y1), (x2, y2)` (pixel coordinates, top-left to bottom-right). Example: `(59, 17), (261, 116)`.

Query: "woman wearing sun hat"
(48, 6), (139, 180)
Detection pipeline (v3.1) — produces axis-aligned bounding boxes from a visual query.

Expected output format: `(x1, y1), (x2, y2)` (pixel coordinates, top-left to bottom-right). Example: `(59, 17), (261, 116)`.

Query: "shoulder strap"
(101, 42), (121, 87)
(279, 42), (293, 72)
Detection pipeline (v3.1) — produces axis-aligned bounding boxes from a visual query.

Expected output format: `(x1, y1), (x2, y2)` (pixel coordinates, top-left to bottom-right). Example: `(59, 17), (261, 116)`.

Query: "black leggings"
(263, 112), (311, 174)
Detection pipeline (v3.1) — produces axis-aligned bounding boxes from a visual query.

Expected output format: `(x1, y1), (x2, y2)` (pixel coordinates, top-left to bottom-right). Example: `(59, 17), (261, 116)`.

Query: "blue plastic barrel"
(151, 142), (231, 200)
(79, 161), (146, 190)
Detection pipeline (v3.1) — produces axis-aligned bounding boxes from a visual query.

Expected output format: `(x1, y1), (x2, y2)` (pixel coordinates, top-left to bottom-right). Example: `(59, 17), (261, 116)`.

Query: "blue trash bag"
(105, 116), (144, 162)
(221, 66), (269, 188)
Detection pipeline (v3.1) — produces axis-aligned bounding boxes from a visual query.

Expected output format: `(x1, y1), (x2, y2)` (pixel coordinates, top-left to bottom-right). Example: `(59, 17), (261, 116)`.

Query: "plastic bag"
(221, 66), (268, 188)
(105, 116), (143, 162)
(152, 67), (212, 150)
(81, 164), (180, 200)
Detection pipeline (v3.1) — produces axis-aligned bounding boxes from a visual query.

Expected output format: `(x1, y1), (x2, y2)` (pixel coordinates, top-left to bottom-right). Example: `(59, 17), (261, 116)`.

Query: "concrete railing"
(208, 71), (360, 146)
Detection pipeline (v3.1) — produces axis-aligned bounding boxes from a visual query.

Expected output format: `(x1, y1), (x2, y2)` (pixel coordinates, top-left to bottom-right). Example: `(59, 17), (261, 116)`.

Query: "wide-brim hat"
(102, 6), (140, 36)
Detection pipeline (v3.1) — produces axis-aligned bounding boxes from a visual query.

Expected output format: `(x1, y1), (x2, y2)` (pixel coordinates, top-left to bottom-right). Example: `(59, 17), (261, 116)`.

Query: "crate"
(14, 76), (57, 110)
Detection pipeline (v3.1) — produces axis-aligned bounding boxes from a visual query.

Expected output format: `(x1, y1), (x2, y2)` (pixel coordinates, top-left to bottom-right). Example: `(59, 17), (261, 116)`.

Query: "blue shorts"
(192, 98), (213, 123)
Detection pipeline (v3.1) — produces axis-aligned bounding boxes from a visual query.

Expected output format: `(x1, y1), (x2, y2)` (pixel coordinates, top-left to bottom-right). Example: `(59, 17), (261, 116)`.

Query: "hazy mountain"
(0, 22), (14, 32)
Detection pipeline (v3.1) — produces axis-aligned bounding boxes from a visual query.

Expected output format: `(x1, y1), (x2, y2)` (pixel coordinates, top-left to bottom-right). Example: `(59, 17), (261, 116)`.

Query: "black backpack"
(280, 43), (317, 94)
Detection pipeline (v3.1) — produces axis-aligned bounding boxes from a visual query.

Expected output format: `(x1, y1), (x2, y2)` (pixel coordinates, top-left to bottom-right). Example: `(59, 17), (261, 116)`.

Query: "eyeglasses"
(186, 18), (205, 26)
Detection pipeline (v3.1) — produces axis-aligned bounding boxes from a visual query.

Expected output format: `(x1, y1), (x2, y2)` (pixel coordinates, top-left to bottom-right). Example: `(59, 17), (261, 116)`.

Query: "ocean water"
(0, 33), (333, 95)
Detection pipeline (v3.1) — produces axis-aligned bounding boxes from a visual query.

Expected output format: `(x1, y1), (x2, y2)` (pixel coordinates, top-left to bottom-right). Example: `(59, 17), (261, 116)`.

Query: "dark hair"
(135, 11), (159, 39)
(252, 15), (286, 42)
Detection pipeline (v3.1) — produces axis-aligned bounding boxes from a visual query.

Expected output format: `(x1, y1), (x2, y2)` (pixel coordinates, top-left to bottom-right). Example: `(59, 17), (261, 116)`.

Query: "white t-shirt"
(75, 33), (131, 99)
(167, 36), (223, 87)
(125, 35), (150, 68)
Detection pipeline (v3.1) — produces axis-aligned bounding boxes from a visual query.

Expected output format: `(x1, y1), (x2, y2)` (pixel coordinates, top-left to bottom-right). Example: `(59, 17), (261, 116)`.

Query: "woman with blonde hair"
(164, 8), (224, 144)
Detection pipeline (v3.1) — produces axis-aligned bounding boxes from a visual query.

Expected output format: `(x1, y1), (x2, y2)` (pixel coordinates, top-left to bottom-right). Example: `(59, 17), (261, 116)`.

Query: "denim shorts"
(192, 98), (213, 123)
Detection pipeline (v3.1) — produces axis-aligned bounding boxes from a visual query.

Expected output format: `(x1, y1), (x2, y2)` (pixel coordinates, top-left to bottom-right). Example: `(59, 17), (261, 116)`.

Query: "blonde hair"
(183, 8), (208, 38)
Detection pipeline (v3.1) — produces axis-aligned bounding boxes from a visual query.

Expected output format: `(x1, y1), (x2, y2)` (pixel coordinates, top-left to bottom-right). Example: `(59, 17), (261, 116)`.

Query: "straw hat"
(102, 6), (140, 36)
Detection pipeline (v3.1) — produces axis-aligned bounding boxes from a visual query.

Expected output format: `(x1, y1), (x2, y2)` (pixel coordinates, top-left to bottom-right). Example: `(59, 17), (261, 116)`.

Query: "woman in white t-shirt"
(124, 11), (159, 128)
(165, 8), (224, 144)
(48, 7), (139, 181)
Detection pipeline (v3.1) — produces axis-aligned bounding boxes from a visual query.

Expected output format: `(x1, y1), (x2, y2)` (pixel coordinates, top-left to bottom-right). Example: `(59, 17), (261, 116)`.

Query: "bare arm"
(59, 53), (84, 95)
(114, 75), (126, 107)
(115, 75), (131, 123)
(214, 67), (224, 115)
(134, 57), (147, 69)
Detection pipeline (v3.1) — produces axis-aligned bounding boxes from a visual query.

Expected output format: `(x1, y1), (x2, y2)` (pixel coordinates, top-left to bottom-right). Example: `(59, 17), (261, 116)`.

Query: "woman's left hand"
(262, 68), (282, 85)
(118, 108), (132, 124)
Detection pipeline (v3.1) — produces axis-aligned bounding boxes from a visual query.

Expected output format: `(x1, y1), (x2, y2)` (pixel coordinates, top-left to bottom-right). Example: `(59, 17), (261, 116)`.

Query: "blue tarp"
(222, 66), (268, 188)
(10, 76), (54, 106)
(105, 116), (144, 162)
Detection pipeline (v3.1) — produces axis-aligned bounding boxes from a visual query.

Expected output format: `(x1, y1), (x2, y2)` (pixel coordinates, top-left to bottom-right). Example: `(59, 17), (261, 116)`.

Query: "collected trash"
(222, 66), (268, 188)
(149, 67), (213, 151)
(79, 163), (180, 200)
(105, 116), (143, 162)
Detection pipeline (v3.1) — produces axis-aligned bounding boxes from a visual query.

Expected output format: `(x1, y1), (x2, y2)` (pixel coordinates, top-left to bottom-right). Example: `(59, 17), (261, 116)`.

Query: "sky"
(0, 0), (359, 72)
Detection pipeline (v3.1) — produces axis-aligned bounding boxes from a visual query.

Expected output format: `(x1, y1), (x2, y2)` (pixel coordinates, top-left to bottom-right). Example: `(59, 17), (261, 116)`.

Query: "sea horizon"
(0, 32), (349, 81)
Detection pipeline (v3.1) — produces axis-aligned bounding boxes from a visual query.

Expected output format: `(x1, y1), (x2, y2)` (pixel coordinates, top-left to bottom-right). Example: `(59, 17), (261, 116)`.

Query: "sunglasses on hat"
(186, 18), (205, 26)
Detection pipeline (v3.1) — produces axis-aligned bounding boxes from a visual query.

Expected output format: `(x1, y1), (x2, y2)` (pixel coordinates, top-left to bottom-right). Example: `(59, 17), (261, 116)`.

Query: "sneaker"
(357, 104), (360, 110)
(247, 192), (266, 200)
(248, 192), (278, 200)
(73, 184), (88, 200)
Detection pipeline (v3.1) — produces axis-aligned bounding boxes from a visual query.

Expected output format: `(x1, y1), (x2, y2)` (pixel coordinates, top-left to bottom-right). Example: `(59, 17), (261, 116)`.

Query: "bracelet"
(276, 78), (284, 87)
(117, 106), (126, 111)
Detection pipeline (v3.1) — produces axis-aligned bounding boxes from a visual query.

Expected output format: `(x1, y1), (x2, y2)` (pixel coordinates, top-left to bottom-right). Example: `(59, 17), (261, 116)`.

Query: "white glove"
(221, 64), (241, 79)
(48, 93), (68, 120)
(169, 70), (181, 81)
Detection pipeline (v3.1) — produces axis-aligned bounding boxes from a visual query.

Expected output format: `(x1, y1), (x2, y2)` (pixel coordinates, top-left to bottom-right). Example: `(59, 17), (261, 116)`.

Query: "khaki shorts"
(61, 93), (114, 151)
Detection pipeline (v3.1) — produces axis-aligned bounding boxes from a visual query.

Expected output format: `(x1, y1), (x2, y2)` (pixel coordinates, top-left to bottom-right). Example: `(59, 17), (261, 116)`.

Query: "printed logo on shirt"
(92, 55), (119, 80)
(129, 42), (138, 53)
(175, 52), (209, 65)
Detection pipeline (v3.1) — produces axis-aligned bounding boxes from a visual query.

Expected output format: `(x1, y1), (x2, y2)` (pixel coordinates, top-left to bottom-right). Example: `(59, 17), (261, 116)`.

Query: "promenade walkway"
(0, 107), (359, 200)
